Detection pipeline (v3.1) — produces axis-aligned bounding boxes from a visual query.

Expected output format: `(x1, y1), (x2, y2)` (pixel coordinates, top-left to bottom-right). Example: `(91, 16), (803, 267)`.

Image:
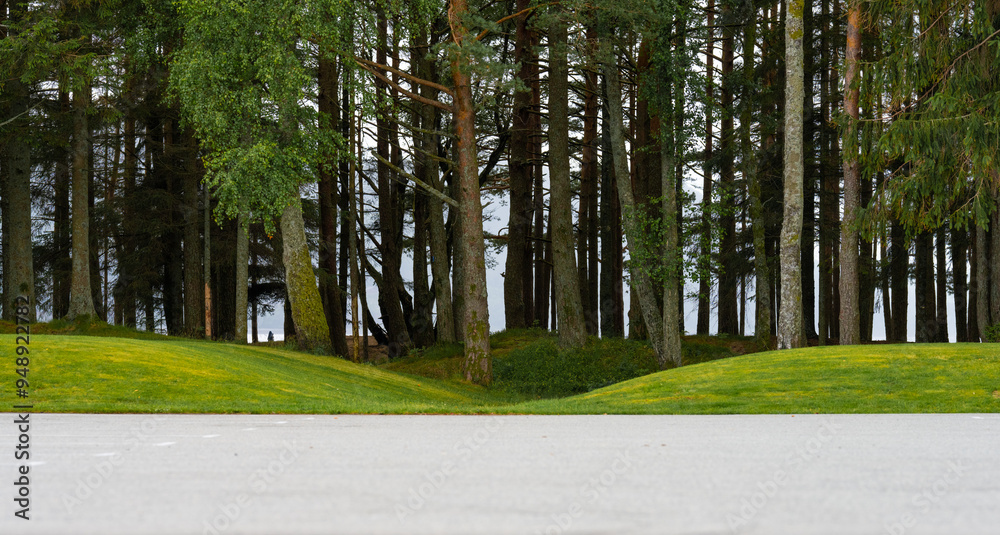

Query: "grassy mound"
(2, 326), (997, 414)
(0, 335), (493, 413)
(520, 343), (1000, 414)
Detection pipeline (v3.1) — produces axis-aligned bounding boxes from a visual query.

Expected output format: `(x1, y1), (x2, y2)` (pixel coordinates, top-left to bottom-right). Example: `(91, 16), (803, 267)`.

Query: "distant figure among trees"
(267, 331), (274, 343)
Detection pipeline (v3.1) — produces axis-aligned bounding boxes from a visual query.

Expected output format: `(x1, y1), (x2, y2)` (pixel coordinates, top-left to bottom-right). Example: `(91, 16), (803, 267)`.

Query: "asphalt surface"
(0, 413), (998, 534)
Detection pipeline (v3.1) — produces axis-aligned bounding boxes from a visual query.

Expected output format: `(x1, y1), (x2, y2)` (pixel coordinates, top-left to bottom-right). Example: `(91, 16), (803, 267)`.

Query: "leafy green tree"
(172, 0), (340, 349)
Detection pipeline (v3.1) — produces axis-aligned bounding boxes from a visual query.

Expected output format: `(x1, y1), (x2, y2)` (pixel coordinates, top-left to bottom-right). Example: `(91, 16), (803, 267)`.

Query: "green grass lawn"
(1, 332), (997, 414)
(515, 343), (1000, 414)
(0, 335), (497, 413)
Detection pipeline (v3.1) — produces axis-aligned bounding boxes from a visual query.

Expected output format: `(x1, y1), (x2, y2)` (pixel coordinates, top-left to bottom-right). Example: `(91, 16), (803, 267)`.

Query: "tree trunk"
(204, 183), (212, 339)
(318, 54), (350, 356)
(698, 0), (716, 336)
(661, 100), (682, 367)
(890, 220), (908, 342)
(718, 3), (738, 336)
(976, 224), (989, 338)
(182, 128), (204, 336)
(0, 45), (34, 321)
(935, 226), (949, 342)
(67, 77), (97, 320)
(281, 194), (332, 350)
(992, 208), (1000, 328)
(54, 86), (72, 320)
(504, 0), (535, 331)
(374, 11), (412, 356)
(549, 11), (587, 348)
(915, 231), (935, 342)
(579, 26), (600, 336)
(235, 215), (249, 344)
(839, 3), (861, 345)
(953, 225), (968, 342)
(602, 43), (668, 366)
(600, 77), (625, 338)
(969, 227), (981, 341)
(741, 8), (770, 348)
(778, 0), (806, 350)
(451, 0), (491, 384)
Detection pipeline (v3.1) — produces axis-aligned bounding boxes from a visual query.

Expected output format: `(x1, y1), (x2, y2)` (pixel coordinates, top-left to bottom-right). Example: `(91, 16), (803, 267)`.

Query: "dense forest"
(1, 0), (999, 384)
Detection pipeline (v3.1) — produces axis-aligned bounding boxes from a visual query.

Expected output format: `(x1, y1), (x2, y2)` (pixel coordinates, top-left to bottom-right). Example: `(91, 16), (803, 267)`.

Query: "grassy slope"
(516, 343), (1000, 414)
(0, 335), (497, 413)
(2, 332), (998, 414)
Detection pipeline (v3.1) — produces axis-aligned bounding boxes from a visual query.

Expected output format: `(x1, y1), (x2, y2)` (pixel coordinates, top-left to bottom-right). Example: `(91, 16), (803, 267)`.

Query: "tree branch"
(370, 150), (460, 207)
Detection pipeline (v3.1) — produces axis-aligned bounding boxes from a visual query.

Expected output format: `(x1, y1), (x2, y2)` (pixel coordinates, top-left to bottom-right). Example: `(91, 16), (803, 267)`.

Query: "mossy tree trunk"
(281, 194), (331, 350)
(778, 0), (806, 350)
(451, 0), (491, 384)
(602, 42), (667, 364)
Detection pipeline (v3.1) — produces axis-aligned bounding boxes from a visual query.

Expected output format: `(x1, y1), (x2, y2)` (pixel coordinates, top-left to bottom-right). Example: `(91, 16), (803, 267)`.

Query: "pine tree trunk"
(182, 129), (204, 336)
(204, 182), (212, 339)
(915, 231), (935, 342)
(451, 0), (491, 384)
(839, 3), (861, 345)
(374, 11), (412, 356)
(318, 54), (350, 356)
(581, 27), (600, 335)
(976, 224), (989, 338)
(549, 10), (587, 348)
(778, 0), (806, 350)
(599, 78), (625, 338)
(119, 81), (137, 327)
(935, 226), (949, 342)
(743, 13), (771, 348)
(953, 226), (968, 342)
(602, 43), (667, 365)
(698, 0), (716, 336)
(1, 43), (34, 321)
(662, 103), (682, 368)
(969, 228), (980, 341)
(992, 208), (1000, 328)
(54, 86), (72, 320)
(504, 0), (535, 331)
(718, 4), (738, 336)
(67, 76), (97, 320)
(890, 220), (908, 341)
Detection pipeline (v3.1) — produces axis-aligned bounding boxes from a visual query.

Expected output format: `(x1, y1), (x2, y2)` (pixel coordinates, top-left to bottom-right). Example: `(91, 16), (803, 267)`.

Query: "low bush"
(492, 337), (660, 398)
(984, 323), (1000, 343)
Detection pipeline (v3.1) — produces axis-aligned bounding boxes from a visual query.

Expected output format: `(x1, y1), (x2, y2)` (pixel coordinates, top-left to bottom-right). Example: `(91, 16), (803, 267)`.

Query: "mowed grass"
(0, 335), (496, 413)
(515, 343), (1000, 414)
(1, 333), (998, 414)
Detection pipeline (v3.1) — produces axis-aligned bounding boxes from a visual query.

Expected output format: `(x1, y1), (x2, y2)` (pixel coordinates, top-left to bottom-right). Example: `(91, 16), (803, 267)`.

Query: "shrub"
(984, 323), (1000, 343)
(492, 337), (659, 398)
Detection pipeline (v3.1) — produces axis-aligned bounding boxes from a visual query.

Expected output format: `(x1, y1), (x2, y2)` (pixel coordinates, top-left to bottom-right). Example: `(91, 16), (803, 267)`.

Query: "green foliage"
(171, 0), (347, 231)
(492, 337), (660, 398)
(984, 323), (1000, 344)
(864, 0), (1000, 234)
